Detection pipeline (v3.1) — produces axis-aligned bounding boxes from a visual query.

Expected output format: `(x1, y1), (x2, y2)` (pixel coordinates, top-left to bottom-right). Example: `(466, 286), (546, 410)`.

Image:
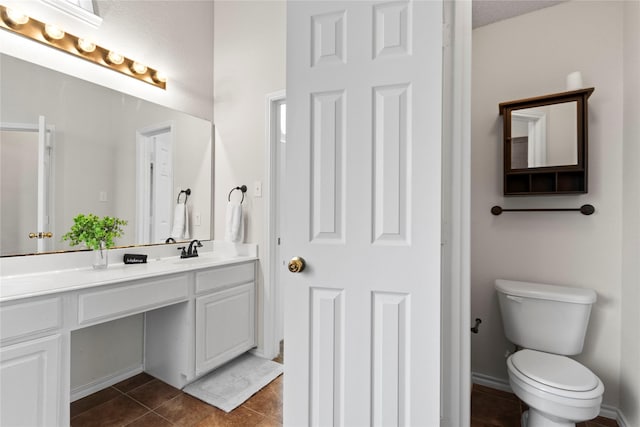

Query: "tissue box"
(123, 253), (147, 264)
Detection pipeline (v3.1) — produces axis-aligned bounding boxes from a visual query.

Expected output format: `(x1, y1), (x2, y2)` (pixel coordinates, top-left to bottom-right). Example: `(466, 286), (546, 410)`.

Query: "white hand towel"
(225, 202), (244, 243)
(183, 203), (190, 240)
(171, 202), (188, 239)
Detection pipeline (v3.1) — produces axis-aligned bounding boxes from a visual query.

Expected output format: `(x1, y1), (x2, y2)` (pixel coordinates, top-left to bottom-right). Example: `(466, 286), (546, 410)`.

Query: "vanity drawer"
(0, 297), (62, 342)
(195, 262), (255, 294)
(78, 274), (188, 325)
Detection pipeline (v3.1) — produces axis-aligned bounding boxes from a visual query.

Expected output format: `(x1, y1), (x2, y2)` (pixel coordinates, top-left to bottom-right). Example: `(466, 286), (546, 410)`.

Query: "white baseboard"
(471, 371), (511, 393)
(609, 407), (630, 427)
(471, 371), (630, 426)
(70, 364), (144, 402)
(250, 348), (267, 359)
(250, 345), (279, 361)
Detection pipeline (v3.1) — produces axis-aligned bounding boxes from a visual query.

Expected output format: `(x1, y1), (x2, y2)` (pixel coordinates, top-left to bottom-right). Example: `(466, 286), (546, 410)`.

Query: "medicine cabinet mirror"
(499, 87), (594, 196)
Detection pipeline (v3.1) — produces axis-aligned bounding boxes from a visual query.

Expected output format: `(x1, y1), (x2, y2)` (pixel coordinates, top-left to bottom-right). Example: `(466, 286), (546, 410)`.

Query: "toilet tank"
(495, 279), (597, 355)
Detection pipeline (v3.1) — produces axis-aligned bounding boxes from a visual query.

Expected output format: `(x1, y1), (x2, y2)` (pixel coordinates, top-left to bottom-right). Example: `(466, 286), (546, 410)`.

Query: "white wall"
(620, 1), (640, 424)
(70, 316), (143, 391)
(213, 0), (286, 353)
(471, 1), (625, 407)
(0, 0), (214, 394)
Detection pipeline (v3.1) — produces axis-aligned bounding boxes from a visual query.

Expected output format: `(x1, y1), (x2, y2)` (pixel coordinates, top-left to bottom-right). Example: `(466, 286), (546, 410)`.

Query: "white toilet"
(495, 279), (604, 427)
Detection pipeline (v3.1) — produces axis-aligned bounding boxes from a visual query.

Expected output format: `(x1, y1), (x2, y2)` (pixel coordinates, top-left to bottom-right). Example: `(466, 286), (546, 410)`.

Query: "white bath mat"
(183, 353), (283, 413)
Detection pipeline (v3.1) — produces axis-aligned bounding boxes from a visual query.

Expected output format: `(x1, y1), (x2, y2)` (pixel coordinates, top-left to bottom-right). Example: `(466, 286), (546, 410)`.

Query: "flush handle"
(471, 318), (482, 334)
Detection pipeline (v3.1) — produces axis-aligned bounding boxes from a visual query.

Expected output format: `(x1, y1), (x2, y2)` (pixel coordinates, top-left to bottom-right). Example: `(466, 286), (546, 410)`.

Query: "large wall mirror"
(499, 87), (594, 195)
(0, 54), (213, 256)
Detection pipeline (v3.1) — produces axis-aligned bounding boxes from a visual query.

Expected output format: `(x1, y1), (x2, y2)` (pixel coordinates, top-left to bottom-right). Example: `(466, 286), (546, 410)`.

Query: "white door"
(0, 117), (53, 255)
(136, 126), (173, 244)
(152, 132), (173, 242)
(284, 1), (443, 426)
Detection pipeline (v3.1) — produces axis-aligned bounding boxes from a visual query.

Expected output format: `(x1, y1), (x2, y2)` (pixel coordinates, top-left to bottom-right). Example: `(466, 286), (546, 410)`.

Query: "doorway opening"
(264, 91), (286, 361)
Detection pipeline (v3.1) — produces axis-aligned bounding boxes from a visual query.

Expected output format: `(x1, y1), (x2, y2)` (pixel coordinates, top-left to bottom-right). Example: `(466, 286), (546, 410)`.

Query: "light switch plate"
(254, 181), (262, 198)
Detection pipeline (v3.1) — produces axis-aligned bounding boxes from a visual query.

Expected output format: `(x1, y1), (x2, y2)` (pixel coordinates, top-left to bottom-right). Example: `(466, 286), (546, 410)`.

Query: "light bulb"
(44, 24), (65, 41)
(76, 38), (96, 53)
(130, 61), (147, 75)
(152, 70), (167, 84)
(4, 8), (29, 26)
(106, 51), (124, 65)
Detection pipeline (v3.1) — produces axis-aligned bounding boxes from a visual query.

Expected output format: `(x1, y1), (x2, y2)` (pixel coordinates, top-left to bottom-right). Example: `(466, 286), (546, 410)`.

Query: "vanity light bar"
(0, 5), (166, 90)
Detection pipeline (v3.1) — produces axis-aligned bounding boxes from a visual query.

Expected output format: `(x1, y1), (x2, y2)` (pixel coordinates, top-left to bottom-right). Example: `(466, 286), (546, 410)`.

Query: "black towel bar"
(491, 204), (595, 216)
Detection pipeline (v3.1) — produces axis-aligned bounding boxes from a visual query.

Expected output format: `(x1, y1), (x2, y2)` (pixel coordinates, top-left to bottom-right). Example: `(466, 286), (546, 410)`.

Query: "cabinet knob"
(288, 257), (305, 273)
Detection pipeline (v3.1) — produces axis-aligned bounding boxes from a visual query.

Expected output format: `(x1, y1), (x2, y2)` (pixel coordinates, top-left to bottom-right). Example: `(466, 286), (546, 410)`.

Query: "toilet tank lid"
(495, 280), (597, 304)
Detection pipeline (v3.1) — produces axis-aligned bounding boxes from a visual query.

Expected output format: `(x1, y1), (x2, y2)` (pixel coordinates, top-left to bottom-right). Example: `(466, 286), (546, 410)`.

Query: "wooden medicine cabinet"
(499, 87), (594, 196)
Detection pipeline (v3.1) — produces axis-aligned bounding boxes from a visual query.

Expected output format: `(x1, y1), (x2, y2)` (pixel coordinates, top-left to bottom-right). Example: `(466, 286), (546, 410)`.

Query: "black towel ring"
(177, 188), (191, 204)
(228, 185), (247, 204)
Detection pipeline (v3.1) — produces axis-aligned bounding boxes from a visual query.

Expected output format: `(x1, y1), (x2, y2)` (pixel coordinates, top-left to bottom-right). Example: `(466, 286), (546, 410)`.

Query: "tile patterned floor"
(72, 358), (618, 427)
(71, 372), (283, 427)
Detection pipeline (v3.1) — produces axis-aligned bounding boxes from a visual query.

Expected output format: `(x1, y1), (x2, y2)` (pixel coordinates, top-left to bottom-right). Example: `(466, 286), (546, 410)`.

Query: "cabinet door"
(195, 283), (255, 375)
(1, 334), (62, 427)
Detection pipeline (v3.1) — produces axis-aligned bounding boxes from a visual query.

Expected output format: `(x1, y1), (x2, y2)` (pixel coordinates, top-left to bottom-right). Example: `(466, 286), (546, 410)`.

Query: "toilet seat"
(508, 350), (604, 400)
(511, 349), (599, 392)
(506, 351), (604, 426)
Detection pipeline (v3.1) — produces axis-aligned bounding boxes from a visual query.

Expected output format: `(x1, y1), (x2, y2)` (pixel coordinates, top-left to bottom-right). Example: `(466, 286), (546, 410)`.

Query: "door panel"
(310, 90), (345, 243)
(373, 83), (410, 244)
(284, 1), (443, 425)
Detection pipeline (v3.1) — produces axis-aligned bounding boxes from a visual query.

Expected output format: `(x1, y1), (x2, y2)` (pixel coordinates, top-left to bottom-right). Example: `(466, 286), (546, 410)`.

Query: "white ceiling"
(472, 0), (567, 28)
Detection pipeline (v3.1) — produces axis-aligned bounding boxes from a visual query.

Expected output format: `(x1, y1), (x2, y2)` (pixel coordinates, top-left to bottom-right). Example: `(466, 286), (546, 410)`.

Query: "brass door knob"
(288, 256), (306, 273)
(28, 232), (53, 239)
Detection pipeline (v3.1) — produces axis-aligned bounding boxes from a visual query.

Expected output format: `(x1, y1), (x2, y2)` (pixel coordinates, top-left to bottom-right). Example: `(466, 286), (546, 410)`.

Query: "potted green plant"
(62, 214), (127, 269)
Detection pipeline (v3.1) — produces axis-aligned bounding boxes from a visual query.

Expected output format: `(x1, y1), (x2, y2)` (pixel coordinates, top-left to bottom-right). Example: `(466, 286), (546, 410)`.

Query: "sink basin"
(172, 255), (223, 265)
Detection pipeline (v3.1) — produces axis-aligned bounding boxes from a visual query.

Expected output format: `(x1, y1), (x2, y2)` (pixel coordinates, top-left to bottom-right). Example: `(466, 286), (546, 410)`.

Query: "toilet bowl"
(495, 279), (605, 427)
(507, 349), (604, 427)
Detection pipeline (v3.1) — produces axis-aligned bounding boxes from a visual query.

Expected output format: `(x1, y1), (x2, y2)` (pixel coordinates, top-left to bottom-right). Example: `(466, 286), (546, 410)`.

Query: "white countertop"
(0, 242), (258, 303)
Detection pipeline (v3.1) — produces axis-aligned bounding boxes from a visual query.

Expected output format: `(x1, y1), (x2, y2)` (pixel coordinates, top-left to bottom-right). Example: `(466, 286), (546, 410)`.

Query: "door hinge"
(442, 22), (452, 48)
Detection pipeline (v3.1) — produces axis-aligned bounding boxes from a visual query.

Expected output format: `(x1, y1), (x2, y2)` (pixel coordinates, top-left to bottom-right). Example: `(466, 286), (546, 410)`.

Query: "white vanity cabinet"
(0, 249), (257, 426)
(144, 260), (257, 388)
(0, 297), (64, 427)
(194, 262), (256, 375)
